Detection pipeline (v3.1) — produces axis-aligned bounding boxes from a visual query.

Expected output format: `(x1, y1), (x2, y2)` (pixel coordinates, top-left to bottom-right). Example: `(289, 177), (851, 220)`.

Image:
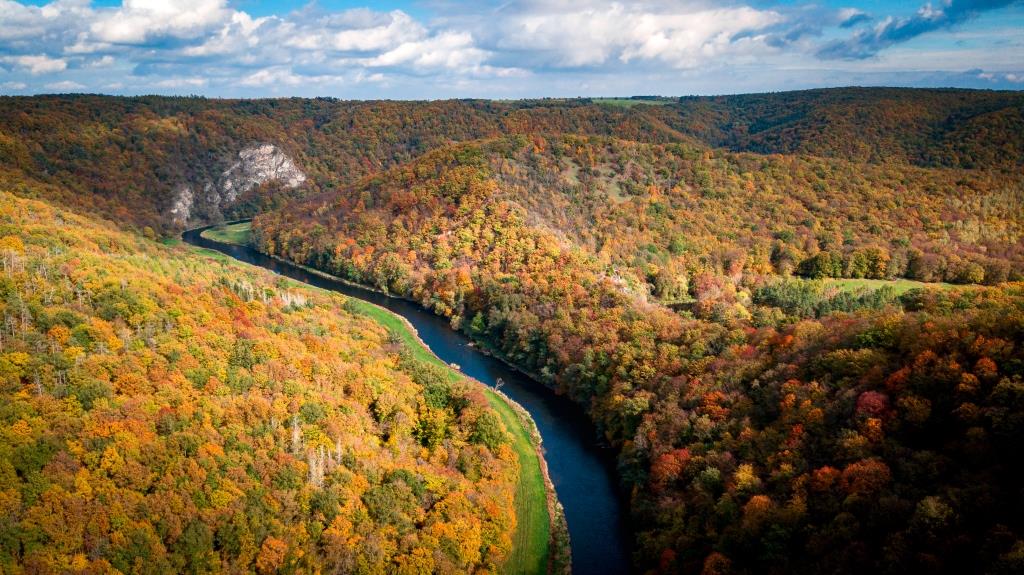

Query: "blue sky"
(1, 0), (1022, 98)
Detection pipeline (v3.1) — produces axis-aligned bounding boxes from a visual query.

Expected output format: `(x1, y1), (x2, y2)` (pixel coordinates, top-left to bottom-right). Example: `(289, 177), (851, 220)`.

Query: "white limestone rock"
(169, 185), (194, 225)
(167, 143), (306, 226)
(220, 143), (306, 203)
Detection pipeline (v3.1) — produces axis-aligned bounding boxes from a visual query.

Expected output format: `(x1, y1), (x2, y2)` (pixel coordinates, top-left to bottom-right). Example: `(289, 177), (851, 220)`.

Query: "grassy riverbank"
(347, 297), (552, 574)
(193, 221), (554, 574)
(201, 221), (253, 244)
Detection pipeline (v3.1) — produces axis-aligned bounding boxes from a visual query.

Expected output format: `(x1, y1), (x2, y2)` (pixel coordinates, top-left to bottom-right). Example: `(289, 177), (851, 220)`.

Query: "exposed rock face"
(221, 144), (306, 204)
(169, 143), (306, 226)
(169, 185), (194, 224)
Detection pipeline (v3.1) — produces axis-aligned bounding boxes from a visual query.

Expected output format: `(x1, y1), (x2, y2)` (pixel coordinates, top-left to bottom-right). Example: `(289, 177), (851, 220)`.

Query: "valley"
(190, 220), (624, 575)
(0, 193), (528, 573)
(1, 88), (1022, 574)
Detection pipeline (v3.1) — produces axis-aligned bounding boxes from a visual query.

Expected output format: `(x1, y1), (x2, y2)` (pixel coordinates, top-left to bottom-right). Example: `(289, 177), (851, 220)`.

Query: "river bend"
(182, 225), (630, 575)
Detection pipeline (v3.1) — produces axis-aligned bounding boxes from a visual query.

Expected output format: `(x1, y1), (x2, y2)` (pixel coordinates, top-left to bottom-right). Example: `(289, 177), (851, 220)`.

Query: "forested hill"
(2, 87), (1024, 574)
(0, 95), (690, 232)
(258, 135), (1024, 287)
(0, 192), (523, 573)
(253, 133), (1024, 573)
(1, 88), (1021, 232)
(647, 88), (1024, 168)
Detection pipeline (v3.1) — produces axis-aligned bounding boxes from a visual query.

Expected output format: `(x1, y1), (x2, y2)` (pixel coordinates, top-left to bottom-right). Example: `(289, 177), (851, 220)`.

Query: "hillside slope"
(253, 137), (1024, 574)
(0, 192), (524, 574)
(646, 88), (1024, 169)
(0, 96), (690, 232)
(2, 88), (1021, 233)
(255, 135), (1024, 301)
(4, 89), (1024, 574)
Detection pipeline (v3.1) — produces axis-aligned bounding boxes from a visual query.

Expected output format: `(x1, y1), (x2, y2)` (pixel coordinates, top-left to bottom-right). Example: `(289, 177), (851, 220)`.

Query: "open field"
(592, 97), (676, 107)
(824, 277), (958, 295)
(201, 221), (253, 245)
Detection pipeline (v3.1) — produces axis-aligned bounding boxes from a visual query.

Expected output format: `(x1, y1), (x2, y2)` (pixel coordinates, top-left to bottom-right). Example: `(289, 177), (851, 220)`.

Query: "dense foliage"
(2, 88), (1020, 231)
(3, 89), (1024, 574)
(651, 88), (1024, 169)
(0, 95), (684, 232)
(0, 193), (520, 574)
(480, 136), (1022, 284)
(630, 288), (1024, 574)
(254, 135), (1024, 574)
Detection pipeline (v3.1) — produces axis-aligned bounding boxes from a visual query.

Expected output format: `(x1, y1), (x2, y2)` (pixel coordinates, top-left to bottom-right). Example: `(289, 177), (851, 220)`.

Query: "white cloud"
(88, 54), (115, 67)
(0, 1), (790, 93)
(2, 81), (27, 90)
(492, 2), (783, 68)
(0, 0), (91, 42)
(240, 67), (306, 87)
(0, 0), (1019, 97)
(182, 12), (267, 56)
(978, 70), (1024, 83)
(367, 31), (490, 70)
(65, 35), (112, 55)
(89, 0), (232, 44)
(3, 54), (67, 74)
(153, 76), (208, 88)
(838, 8), (863, 20)
(355, 71), (387, 83)
(331, 10), (424, 52)
(44, 79), (84, 90)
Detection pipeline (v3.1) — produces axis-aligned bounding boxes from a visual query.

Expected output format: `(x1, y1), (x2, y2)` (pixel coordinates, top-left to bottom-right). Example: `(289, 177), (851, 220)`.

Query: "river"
(182, 225), (631, 575)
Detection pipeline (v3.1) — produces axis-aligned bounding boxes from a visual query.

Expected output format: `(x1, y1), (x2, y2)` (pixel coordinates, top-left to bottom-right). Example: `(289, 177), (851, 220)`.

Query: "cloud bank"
(0, 0), (1021, 97)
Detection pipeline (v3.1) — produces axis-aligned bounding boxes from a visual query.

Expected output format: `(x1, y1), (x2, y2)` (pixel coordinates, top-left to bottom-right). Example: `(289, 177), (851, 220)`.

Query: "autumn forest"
(1, 88), (1023, 574)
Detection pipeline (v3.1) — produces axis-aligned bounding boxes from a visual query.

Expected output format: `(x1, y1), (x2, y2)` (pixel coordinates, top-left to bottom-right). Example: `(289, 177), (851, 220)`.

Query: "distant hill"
(652, 88), (1024, 168)
(1, 88), (1021, 232)
(0, 95), (689, 232)
(255, 135), (1023, 292)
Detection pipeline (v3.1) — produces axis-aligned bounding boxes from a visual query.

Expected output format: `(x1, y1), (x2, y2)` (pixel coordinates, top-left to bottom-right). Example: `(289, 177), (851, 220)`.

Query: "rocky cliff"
(170, 143), (306, 225)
